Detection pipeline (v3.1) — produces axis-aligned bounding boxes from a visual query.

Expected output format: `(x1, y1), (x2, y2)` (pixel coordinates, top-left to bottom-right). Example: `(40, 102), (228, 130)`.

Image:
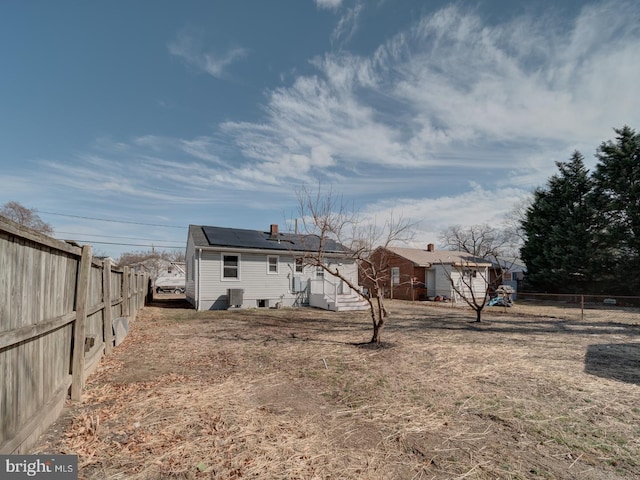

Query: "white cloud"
(391, 2), (640, 147)
(0, 175), (52, 198)
(133, 135), (169, 151)
(168, 32), (247, 79)
(217, 1), (640, 190)
(29, 0), (640, 254)
(48, 0), (639, 235)
(179, 137), (227, 165)
(315, 0), (343, 10)
(331, 4), (364, 45)
(362, 185), (531, 248)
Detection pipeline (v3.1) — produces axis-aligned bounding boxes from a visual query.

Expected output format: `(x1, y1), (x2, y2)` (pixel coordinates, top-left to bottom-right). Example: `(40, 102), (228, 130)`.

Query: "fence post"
(123, 266), (130, 317)
(103, 258), (113, 355)
(581, 294), (584, 322)
(71, 245), (92, 401)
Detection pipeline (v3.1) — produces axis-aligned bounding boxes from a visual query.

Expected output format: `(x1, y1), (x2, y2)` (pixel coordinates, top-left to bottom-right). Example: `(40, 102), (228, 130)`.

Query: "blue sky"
(2, 0), (639, 259)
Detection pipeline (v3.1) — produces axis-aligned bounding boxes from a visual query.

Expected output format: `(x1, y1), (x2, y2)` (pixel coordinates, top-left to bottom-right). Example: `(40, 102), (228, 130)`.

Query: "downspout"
(197, 248), (202, 311)
(288, 263), (295, 294)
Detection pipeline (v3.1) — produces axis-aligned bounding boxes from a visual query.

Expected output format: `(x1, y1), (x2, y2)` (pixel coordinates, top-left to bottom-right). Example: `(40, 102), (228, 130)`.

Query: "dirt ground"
(32, 298), (640, 479)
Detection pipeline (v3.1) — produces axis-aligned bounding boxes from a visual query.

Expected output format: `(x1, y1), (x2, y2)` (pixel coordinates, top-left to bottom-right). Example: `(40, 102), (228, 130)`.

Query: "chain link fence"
(513, 292), (640, 323)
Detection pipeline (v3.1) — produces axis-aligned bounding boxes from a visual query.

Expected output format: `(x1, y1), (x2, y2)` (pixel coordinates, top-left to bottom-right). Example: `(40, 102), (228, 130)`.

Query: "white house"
(373, 245), (492, 303)
(186, 224), (368, 311)
(128, 258), (185, 280)
(489, 257), (526, 299)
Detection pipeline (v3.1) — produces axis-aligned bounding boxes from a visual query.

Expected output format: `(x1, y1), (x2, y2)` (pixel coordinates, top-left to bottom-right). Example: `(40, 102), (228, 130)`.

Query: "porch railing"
(309, 278), (338, 306)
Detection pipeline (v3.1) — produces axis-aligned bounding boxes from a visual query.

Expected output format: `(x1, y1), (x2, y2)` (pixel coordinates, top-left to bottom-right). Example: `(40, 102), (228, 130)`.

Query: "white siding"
(469, 268), (489, 301)
(193, 248), (359, 310)
(428, 264), (488, 303)
(433, 265), (454, 299)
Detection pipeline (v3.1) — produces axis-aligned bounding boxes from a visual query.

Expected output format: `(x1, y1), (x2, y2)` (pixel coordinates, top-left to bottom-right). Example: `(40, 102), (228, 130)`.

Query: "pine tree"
(521, 152), (598, 293)
(591, 126), (640, 294)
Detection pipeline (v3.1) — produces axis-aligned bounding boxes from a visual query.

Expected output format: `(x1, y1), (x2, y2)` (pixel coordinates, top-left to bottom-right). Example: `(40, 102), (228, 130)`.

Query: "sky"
(1, 0), (640, 259)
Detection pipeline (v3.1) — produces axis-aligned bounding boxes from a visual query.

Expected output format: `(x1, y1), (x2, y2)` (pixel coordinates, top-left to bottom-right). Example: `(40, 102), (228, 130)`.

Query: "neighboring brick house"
(362, 246), (428, 300)
(362, 244), (491, 302)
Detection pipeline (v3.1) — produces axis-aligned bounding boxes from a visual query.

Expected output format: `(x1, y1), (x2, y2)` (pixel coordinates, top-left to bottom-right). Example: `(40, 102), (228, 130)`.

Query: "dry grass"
(32, 298), (640, 479)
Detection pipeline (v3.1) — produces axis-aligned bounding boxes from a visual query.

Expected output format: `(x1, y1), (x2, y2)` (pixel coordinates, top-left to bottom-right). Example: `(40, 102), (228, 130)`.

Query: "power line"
(55, 231), (185, 243)
(39, 210), (186, 229)
(57, 239), (184, 249)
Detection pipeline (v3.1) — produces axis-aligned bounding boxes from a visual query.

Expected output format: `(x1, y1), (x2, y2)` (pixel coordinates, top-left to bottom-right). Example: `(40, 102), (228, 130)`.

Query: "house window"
(316, 266), (324, 278)
(267, 256), (278, 274)
(222, 254), (239, 280)
(391, 267), (400, 285)
(295, 258), (304, 273)
(462, 268), (477, 280)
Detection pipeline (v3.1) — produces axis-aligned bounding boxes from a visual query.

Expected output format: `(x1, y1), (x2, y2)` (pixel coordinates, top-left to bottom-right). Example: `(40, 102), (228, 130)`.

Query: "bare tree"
(169, 250), (186, 263)
(438, 224), (519, 322)
(502, 195), (531, 254)
(439, 224), (508, 257)
(0, 201), (53, 235)
(296, 186), (413, 343)
(117, 249), (185, 279)
(438, 256), (493, 322)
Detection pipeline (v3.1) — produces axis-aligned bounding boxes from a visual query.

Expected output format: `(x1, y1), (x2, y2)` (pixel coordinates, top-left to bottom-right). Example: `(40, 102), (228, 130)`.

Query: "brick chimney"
(270, 224), (279, 235)
(427, 243), (435, 252)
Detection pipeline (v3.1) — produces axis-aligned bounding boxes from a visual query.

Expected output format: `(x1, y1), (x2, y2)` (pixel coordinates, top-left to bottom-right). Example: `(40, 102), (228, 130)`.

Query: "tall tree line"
(521, 126), (640, 295)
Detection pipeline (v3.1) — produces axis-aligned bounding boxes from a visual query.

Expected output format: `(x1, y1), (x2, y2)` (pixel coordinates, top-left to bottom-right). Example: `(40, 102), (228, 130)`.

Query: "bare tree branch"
(439, 252), (517, 322)
(439, 224), (510, 258)
(296, 185), (415, 343)
(0, 201), (53, 235)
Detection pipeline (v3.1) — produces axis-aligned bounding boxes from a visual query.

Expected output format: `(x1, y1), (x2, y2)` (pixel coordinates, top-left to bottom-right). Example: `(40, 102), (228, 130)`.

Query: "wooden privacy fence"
(0, 217), (148, 454)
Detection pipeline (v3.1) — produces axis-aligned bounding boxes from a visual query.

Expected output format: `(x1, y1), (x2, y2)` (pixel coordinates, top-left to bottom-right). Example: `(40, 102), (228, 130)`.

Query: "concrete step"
(329, 293), (370, 312)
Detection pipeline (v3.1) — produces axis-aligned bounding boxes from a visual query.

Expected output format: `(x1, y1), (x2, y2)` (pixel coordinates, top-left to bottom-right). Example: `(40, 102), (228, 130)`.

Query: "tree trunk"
(370, 308), (383, 343)
(475, 308), (482, 323)
(371, 321), (380, 343)
(370, 295), (386, 343)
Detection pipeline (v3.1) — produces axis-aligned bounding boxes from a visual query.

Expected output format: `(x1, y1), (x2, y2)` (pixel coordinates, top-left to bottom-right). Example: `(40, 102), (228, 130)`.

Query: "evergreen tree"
(521, 152), (598, 293)
(591, 126), (640, 294)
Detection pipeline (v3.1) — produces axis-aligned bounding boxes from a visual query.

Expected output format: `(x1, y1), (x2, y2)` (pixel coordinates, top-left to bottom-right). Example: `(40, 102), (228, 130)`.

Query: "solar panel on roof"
(200, 225), (348, 253)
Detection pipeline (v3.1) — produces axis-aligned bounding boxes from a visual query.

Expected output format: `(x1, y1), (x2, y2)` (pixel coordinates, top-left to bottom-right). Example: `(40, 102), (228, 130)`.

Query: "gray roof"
(189, 225), (349, 254)
(490, 257), (527, 273)
(386, 246), (492, 267)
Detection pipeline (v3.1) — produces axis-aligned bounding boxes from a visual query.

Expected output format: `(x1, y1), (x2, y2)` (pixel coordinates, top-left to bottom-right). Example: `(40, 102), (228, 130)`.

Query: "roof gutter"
(449, 262), (492, 268)
(193, 245), (350, 256)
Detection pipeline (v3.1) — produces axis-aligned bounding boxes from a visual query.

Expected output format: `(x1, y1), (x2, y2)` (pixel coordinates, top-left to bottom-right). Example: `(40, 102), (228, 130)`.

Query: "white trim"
(267, 255), (279, 274)
(221, 252), (241, 281)
(391, 266), (400, 285)
(193, 245), (350, 257)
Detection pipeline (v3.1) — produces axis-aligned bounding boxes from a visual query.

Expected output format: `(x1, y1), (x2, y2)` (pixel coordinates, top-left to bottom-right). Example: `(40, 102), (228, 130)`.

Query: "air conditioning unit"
(227, 288), (244, 308)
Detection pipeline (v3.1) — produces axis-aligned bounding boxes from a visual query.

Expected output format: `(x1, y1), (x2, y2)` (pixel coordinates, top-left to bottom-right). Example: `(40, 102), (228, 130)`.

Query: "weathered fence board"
(103, 259), (113, 355)
(70, 245), (92, 401)
(0, 217), (148, 454)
